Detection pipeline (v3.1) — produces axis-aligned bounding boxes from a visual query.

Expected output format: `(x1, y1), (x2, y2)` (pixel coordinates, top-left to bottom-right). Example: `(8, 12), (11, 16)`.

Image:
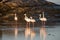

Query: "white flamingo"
(24, 14), (31, 27)
(14, 13), (18, 21)
(39, 12), (47, 21)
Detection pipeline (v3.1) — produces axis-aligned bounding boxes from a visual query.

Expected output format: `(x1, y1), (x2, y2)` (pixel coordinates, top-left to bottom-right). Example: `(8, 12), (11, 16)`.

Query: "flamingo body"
(40, 18), (47, 21)
(24, 14), (31, 22)
(30, 17), (35, 22)
(39, 12), (47, 22)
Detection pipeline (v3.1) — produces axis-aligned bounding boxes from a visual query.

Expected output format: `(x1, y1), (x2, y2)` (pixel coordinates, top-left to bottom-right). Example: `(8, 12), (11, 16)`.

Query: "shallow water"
(0, 26), (60, 40)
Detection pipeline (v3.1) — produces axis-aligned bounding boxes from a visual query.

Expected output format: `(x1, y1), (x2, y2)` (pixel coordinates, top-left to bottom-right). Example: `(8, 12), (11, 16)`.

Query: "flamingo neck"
(39, 14), (41, 18)
(24, 14), (27, 18)
(30, 17), (32, 19)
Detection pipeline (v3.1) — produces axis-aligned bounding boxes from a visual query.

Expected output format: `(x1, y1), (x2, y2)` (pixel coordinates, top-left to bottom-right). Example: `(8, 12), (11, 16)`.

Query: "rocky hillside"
(0, 0), (60, 25)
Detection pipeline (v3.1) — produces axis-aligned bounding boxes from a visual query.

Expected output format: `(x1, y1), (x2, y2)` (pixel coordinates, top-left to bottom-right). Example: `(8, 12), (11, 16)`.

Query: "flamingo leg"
(26, 22), (29, 28)
(43, 32), (46, 40)
(16, 21), (17, 27)
(43, 21), (45, 25)
(26, 22), (28, 28)
(29, 22), (30, 28)
(40, 22), (47, 40)
(42, 21), (43, 25)
(42, 28), (46, 40)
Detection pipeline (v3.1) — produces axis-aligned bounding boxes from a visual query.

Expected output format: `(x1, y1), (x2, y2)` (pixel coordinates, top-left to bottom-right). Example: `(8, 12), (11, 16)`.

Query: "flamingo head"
(30, 16), (32, 19)
(39, 14), (41, 18)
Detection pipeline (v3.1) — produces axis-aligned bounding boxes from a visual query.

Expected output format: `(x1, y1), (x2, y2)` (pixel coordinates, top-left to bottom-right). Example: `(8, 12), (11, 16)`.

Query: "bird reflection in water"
(15, 27), (18, 38)
(25, 20), (31, 40)
(40, 21), (47, 40)
(25, 27), (35, 40)
(24, 14), (31, 28)
(24, 16), (36, 40)
(25, 27), (31, 40)
(30, 31), (35, 40)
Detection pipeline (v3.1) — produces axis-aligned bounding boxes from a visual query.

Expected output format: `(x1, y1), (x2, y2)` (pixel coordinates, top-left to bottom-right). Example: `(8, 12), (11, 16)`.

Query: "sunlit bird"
(24, 14), (31, 27)
(14, 13), (18, 21)
(39, 12), (47, 22)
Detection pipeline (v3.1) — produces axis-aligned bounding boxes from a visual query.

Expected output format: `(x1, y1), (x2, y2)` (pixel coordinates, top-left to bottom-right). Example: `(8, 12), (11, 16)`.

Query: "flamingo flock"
(24, 12), (47, 27)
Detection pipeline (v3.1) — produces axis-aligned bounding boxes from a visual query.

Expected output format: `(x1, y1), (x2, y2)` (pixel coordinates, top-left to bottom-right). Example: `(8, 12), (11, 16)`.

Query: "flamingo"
(39, 12), (47, 21)
(39, 12), (47, 24)
(14, 13), (18, 27)
(14, 13), (18, 21)
(24, 14), (31, 28)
